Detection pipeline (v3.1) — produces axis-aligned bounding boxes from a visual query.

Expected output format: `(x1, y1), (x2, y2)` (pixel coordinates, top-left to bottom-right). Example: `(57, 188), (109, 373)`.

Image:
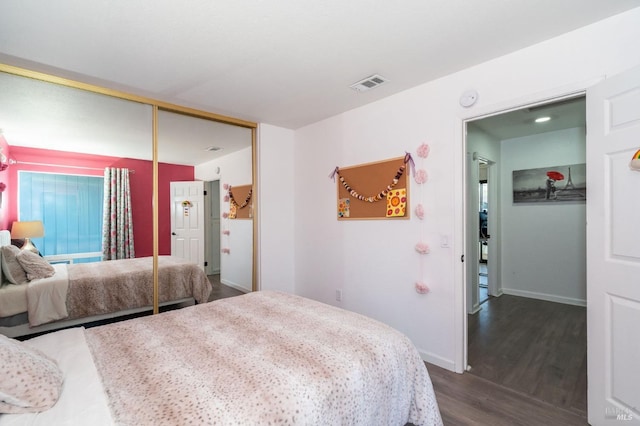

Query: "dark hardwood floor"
(427, 362), (588, 425)
(467, 294), (587, 417)
(207, 274), (245, 301)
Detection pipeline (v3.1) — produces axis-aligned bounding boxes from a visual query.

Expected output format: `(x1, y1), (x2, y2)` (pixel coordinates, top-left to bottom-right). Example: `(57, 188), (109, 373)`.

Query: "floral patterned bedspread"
(85, 291), (442, 425)
(65, 256), (211, 320)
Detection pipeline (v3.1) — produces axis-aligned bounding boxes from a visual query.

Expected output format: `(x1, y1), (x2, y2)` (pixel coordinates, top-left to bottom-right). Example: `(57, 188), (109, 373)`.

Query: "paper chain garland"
(229, 187), (252, 209)
(336, 164), (406, 203)
(332, 153), (414, 203)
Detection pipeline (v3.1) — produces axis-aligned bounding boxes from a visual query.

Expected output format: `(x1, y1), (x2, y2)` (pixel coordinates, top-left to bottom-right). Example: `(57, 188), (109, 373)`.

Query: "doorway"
(204, 180), (221, 276)
(464, 95), (587, 413)
(466, 154), (495, 314)
(478, 162), (489, 305)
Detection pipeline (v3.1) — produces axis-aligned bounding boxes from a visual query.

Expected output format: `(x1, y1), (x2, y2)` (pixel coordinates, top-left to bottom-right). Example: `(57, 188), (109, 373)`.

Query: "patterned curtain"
(102, 168), (135, 260)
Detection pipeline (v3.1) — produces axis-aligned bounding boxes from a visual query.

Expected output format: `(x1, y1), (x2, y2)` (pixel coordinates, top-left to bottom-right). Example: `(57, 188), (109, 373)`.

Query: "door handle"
(171, 232), (176, 236)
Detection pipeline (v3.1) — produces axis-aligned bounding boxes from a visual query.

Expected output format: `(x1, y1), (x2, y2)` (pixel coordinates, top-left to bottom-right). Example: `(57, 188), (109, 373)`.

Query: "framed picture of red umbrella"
(512, 163), (586, 203)
(546, 170), (564, 181)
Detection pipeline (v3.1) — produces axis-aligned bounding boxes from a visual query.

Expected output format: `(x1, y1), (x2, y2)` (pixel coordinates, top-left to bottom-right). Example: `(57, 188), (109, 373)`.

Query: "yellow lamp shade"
(11, 221), (45, 239)
(11, 221), (45, 253)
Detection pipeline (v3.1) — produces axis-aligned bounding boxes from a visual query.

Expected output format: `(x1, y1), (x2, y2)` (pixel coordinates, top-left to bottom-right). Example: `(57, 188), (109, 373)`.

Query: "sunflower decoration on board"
(630, 148), (640, 171)
(386, 188), (407, 217)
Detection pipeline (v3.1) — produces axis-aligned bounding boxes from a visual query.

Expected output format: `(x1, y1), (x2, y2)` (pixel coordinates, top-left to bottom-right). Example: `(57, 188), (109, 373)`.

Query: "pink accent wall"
(4, 146), (194, 257)
(0, 136), (10, 231)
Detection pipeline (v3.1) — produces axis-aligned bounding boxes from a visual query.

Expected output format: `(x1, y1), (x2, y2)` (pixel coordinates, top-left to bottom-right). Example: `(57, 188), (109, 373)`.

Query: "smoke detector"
(349, 74), (388, 92)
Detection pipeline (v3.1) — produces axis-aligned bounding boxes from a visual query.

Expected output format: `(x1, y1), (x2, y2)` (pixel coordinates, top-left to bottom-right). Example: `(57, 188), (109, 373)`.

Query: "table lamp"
(11, 220), (45, 253)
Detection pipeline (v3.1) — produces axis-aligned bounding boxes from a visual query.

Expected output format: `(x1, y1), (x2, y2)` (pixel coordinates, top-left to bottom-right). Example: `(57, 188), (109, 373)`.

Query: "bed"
(0, 291), (443, 425)
(0, 231), (212, 338)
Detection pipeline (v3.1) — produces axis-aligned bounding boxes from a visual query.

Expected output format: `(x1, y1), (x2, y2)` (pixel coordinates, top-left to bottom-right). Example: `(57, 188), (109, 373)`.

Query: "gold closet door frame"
(0, 63), (259, 313)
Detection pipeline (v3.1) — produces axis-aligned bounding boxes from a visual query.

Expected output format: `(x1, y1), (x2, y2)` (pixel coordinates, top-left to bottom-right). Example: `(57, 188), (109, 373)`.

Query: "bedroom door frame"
(204, 180), (221, 275)
(465, 154), (496, 315)
(454, 77), (601, 374)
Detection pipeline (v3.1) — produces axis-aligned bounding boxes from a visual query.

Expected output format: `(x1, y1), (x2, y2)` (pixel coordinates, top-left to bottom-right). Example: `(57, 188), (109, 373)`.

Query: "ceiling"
(0, 1), (638, 164)
(0, 70), (252, 165)
(468, 96), (586, 141)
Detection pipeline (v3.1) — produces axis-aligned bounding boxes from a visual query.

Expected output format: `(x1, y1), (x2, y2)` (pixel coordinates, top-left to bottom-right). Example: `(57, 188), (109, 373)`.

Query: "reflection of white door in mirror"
(158, 109), (254, 290)
(170, 181), (205, 270)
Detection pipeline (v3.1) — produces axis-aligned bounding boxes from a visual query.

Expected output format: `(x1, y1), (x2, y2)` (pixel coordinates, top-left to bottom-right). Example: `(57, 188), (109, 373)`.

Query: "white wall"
(468, 128), (501, 162)
(257, 124), (295, 293)
(257, 8), (640, 370)
(195, 146), (253, 292)
(500, 127), (586, 305)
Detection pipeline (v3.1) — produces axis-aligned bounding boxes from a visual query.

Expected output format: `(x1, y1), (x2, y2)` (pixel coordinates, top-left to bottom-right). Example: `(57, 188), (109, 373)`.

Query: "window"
(18, 172), (103, 262)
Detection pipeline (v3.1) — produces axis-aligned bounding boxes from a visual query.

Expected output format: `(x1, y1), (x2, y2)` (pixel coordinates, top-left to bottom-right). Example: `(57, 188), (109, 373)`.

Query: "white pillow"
(0, 334), (64, 413)
(1, 245), (28, 284)
(17, 250), (56, 280)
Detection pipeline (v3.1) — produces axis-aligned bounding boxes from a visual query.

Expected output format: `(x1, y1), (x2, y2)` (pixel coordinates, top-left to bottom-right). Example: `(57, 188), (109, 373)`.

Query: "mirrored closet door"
(0, 64), (257, 314)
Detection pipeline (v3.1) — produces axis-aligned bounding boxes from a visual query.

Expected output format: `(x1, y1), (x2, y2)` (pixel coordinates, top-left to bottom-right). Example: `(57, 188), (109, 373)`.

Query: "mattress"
(0, 283), (27, 318)
(0, 264), (70, 321)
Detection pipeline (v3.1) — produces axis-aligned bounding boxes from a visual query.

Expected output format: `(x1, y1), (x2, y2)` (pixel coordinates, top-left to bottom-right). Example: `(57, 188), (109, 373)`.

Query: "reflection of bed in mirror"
(0, 68), (257, 297)
(0, 231), (212, 338)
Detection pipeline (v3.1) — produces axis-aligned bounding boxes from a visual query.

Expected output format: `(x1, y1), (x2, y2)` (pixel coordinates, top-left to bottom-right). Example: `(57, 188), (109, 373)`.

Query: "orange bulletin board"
(229, 184), (253, 219)
(336, 156), (409, 220)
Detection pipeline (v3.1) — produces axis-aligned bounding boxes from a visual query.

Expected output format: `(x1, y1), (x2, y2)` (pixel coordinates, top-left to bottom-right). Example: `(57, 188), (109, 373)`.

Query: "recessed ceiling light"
(535, 116), (551, 123)
(205, 146), (222, 152)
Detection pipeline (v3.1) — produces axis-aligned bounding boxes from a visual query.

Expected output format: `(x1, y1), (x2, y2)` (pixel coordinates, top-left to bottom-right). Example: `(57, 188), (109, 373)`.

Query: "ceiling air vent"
(349, 74), (388, 92)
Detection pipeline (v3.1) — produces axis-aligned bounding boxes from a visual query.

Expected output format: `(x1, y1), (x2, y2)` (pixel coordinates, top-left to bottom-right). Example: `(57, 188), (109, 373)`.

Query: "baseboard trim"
(220, 279), (250, 293)
(418, 349), (456, 372)
(468, 303), (482, 315)
(501, 288), (586, 307)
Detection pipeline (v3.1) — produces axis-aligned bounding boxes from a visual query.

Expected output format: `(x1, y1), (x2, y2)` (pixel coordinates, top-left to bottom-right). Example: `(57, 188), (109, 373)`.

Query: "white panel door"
(587, 65), (640, 425)
(170, 181), (205, 270)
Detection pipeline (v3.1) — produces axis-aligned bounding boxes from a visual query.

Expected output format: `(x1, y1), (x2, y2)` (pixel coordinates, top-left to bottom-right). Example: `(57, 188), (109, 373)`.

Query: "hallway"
(467, 294), (587, 417)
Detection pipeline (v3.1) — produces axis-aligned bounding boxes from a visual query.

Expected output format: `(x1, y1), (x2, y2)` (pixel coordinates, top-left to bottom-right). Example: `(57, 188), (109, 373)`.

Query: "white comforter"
(26, 264), (69, 326)
(0, 328), (113, 426)
(0, 264), (68, 322)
